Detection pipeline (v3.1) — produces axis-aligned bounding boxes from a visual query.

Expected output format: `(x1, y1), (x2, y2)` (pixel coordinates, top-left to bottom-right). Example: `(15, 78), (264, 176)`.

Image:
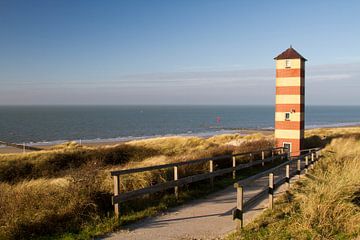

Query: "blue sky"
(1, 0), (360, 105)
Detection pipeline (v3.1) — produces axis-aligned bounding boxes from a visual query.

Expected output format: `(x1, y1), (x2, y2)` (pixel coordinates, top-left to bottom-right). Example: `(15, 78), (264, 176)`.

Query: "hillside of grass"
(228, 127), (360, 240)
(0, 133), (272, 240)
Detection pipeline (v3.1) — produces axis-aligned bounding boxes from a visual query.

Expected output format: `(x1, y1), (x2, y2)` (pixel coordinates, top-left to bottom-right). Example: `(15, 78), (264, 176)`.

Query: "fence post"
(232, 156), (236, 179)
(233, 183), (244, 230)
(268, 173), (274, 210)
(210, 160), (214, 188)
(113, 175), (120, 218)
(261, 151), (265, 167)
(305, 156), (309, 174)
(316, 151), (319, 159)
(174, 166), (178, 199)
(286, 164), (290, 189)
(297, 159), (301, 178)
(311, 153), (315, 168)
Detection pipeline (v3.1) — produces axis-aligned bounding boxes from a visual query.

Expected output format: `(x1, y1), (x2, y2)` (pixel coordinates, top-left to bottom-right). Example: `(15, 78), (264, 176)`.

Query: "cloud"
(0, 62), (359, 105)
(307, 62), (360, 82)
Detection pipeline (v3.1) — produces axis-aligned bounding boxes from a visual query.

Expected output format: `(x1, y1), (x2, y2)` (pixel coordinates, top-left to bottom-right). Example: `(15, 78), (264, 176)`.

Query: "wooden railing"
(111, 147), (285, 217)
(0, 140), (42, 151)
(232, 148), (322, 230)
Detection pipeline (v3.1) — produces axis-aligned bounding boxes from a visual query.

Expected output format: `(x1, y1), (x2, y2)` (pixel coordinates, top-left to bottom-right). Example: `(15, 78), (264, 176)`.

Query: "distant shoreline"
(1, 124), (360, 154)
(0, 128), (272, 154)
(2, 121), (360, 148)
(1, 105), (360, 150)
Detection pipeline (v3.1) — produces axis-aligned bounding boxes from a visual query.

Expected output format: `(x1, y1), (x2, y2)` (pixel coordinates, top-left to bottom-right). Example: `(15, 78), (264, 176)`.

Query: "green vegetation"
(0, 133), (272, 240)
(228, 127), (360, 240)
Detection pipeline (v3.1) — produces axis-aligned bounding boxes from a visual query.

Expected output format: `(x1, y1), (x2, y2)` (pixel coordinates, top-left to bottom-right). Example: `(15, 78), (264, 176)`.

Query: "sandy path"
(103, 160), (301, 240)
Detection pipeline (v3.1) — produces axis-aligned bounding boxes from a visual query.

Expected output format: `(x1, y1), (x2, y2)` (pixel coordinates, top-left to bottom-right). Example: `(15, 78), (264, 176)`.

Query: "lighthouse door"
(283, 143), (292, 154)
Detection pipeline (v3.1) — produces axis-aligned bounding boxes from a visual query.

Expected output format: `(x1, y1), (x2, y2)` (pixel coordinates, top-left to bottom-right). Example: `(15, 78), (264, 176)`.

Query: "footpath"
(104, 160), (301, 240)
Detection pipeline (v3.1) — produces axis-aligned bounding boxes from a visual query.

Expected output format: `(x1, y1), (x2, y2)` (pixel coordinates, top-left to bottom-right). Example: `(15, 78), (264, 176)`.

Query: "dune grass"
(228, 127), (360, 240)
(0, 133), (272, 240)
(2, 127), (360, 239)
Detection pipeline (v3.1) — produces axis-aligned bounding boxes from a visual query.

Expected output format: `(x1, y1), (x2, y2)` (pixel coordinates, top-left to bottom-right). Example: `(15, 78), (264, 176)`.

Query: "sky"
(1, 0), (360, 105)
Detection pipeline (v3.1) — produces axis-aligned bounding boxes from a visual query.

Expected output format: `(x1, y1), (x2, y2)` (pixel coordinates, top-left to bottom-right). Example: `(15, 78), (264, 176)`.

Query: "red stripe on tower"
(274, 46), (307, 156)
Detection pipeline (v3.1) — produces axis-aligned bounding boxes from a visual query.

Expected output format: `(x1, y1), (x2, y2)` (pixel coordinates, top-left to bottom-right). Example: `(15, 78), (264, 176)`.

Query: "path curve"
(103, 160), (301, 240)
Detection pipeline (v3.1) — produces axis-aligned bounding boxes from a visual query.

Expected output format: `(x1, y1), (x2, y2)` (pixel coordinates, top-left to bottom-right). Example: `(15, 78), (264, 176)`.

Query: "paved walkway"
(104, 160), (301, 240)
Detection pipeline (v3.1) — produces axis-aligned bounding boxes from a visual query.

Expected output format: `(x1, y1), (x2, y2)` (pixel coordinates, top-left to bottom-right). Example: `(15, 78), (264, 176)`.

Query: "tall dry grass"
(0, 178), (79, 239)
(297, 137), (360, 238)
(232, 131), (360, 240)
(105, 135), (273, 196)
(0, 143), (160, 183)
(0, 133), (271, 239)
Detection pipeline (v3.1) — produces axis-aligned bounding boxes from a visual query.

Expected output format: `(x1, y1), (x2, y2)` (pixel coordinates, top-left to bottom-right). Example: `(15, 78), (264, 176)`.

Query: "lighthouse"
(274, 46), (306, 156)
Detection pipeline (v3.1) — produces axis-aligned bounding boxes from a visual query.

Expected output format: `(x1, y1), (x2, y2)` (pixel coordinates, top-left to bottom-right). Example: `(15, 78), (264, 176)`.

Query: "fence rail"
(111, 147), (283, 176)
(111, 147), (285, 217)
(232, 148), (322, 229)
(0, 140), (42, 151)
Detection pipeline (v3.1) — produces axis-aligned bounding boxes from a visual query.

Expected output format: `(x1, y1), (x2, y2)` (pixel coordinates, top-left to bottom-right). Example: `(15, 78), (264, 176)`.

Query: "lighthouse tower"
(274, 47), (307, 156)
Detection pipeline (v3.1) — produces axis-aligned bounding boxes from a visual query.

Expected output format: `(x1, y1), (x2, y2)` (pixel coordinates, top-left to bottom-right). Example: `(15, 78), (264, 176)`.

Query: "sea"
(0, 105), (360, 146)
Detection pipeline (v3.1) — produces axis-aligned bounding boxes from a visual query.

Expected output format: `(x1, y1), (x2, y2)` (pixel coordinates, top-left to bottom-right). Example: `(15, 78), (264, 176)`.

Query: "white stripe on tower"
(274, 47), (306, 156)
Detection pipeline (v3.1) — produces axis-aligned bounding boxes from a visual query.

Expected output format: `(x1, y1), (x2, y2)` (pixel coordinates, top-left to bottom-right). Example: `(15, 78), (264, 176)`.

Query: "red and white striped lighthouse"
(274, 47), (307, 156)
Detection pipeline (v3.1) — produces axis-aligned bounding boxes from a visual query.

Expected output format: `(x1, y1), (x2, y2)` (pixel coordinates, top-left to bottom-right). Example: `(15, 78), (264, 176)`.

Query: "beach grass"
(0, 132), (272, 240)
(227, 127), (360, 240)
(2, 126), (360, 239)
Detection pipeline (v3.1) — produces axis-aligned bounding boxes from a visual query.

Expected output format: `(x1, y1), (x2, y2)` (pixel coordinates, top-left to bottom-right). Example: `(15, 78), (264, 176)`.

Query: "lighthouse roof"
(274, 46), (307, 61)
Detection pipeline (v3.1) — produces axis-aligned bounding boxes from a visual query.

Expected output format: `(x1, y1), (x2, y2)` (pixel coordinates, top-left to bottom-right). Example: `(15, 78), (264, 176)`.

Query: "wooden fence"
(0, 140), (42, 151)
(232, 148), (322, 230)
(111, 147), (285, 217)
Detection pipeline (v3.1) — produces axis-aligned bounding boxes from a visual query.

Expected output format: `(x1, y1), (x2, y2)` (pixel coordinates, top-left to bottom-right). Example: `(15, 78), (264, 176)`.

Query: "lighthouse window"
(285, 112), (291, 121)
(285, 59), (291, 68)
